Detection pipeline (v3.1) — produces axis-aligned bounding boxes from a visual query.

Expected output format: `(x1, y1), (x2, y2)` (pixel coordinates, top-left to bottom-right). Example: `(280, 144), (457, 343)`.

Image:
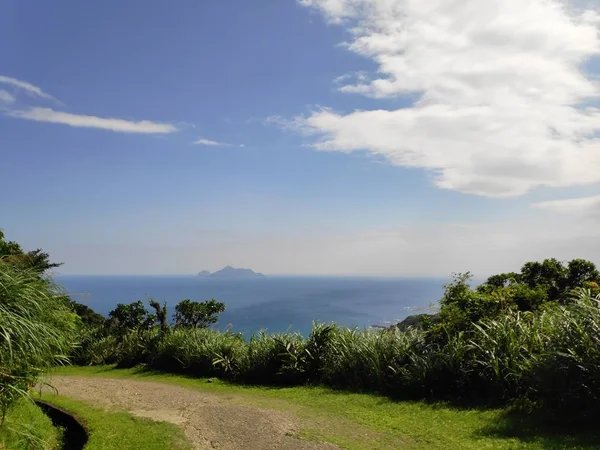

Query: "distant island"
(197, 266), (265, 278)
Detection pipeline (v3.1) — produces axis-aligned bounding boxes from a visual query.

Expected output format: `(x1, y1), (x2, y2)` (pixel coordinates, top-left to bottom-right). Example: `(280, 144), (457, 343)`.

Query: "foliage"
(67, 299), (106, 328)
(436, 258), (600, 336)
(107, 300), (153, 335)
(477, 258), (600, 305)
(74, 294), (600, 422)
(0, 230), (62, 274)
(174, 299), (225, 328)
(0, 264), (78, 423)
(67, 257), (600, 426)
(435, 272), (507, 335)
(149, 299), (169, 333)
(0, 229), (100, 331)
(71, 326), (119, 366)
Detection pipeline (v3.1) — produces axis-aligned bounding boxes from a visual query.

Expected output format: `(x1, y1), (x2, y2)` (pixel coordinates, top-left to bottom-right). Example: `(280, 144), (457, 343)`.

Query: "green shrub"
(531, 289), (600, 420)
(72, 326), (119, 365)
(243, 331), (306, 384)
(153, 328), (245, 378)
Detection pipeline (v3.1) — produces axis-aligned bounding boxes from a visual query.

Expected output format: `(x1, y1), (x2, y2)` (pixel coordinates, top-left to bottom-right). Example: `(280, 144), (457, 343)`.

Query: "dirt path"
(44, 376), (340, 450)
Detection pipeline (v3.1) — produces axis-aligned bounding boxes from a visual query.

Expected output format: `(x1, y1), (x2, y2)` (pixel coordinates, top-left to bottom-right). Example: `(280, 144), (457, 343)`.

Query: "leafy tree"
(68, 300), (106, 327)
(149, 299), (169, 333)
(174, 299), (225, 328)
(0, 230), (62, 273)
(437, 273), (505, 334)
(441, 259), (600, 333)
(565, 259), (600, 291)
(108, 301), (149, 334)
(0, 230), (103, 327)
(17, 248), (62, 273)
(519, 259), (565, 297)
(0, 230), (22, 256)
(479, 272), (520, 291)
(504, 283), (547, 311)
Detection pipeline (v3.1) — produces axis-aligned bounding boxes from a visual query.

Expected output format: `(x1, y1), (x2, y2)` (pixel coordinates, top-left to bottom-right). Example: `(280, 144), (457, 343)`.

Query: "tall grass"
(0, 398), (60, 450)
(0, 265), (77, 423)
(72, 289), (600, 421)
(531, 290), (600, 418)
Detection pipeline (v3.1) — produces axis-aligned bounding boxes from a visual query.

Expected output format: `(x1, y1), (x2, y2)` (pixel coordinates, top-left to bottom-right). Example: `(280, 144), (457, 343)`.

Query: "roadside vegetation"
(0, 230), (79, 449)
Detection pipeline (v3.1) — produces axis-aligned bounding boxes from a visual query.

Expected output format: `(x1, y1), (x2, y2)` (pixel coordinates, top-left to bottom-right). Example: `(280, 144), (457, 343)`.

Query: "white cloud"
(532, 194), (600, 217)
(0, 90), (15, 104)
(0, 75), (56, 101)
(293, 0), (600, 198)
(194, 138), (230, 146)
(333, 71), (368, 85)
(7, 107), (178, 134)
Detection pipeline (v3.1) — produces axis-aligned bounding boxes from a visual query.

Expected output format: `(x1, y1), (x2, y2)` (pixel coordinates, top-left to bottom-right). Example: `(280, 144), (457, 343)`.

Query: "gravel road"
(44, 376), (340, 450)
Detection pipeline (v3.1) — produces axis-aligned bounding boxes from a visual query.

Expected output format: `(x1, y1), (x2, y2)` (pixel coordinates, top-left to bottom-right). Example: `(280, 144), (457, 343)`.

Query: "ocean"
(54, 276), (447, 336)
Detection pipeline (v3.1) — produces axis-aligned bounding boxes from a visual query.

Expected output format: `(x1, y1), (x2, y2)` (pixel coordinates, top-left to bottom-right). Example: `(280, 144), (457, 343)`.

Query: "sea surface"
(54, 276), (447, 336)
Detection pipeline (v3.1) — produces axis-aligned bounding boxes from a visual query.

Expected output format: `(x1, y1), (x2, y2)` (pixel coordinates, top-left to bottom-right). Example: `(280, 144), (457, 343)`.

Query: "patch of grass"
(33, 391), (192, 450)
(0, 399), (60, 449)
(52, 365), (600, 450)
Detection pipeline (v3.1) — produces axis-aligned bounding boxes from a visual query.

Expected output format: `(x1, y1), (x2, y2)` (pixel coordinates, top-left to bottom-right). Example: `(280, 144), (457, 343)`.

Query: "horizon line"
(52, 272), (454, 280)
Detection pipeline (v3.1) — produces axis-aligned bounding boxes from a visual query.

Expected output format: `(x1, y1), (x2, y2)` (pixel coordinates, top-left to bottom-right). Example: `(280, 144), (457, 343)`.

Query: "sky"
(1, 0), (600, 277)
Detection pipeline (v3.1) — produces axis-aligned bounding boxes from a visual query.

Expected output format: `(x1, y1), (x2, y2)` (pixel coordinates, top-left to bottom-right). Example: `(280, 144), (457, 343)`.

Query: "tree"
(0, 230), (22, 256)
(471, 258), (600, 314)
(108, 301), (149, 334)
(437, 273), (505, 333)
(18, 248), (62, 273)
(0, 230), (62, 273)
(565, 259), (600, 291)
(477, 272), (519, 294)
(519, 258), (566, 300)
(174, 299), (225, 328)
(149, 299), (169, 333)
(67, 298), (106, 327)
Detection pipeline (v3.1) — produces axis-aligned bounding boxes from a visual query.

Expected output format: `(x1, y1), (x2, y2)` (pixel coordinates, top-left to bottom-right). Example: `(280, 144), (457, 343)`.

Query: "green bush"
(531, 289), (600, 420)
(153, 328), (246, 378)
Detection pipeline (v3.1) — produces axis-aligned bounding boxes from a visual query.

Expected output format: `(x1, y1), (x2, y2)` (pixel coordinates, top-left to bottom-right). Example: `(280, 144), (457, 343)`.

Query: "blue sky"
(2, 0), (600, 276)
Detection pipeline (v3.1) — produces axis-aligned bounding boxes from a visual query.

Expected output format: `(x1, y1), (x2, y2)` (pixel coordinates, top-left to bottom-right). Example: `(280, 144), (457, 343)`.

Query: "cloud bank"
(295, 0), (600, 198)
